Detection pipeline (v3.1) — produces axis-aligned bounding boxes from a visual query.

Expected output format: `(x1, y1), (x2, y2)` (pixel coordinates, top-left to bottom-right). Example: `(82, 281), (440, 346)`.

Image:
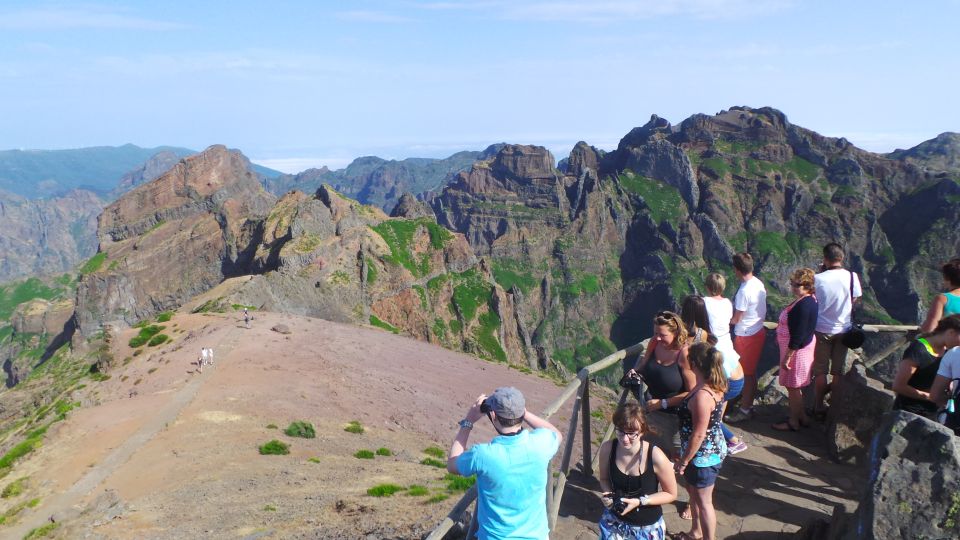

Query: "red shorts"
(734, 330), (767, 377)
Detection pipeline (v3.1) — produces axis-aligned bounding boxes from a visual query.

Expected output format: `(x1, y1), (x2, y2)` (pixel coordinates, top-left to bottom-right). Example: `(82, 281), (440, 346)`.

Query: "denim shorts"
(684, 463), (722, 488)
(724, 377), (744, 402)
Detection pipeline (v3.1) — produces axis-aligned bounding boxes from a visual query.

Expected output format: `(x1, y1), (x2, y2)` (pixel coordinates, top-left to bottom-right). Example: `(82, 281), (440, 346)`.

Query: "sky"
(1, 1), (958, 173)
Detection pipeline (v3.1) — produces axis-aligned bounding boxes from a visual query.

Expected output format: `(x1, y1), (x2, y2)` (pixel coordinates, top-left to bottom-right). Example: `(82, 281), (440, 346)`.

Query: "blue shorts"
(724, 377), (744, 402)
(684, 463), (722, 488)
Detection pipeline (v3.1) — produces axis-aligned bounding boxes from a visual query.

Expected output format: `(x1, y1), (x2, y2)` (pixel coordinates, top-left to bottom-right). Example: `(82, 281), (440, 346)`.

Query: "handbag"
(841, 269), (865, 349)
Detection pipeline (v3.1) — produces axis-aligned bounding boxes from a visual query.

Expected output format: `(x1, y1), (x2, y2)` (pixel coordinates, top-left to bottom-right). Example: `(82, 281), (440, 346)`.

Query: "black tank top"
(641, 342), (684, 400)
(608, 440), (663, 526)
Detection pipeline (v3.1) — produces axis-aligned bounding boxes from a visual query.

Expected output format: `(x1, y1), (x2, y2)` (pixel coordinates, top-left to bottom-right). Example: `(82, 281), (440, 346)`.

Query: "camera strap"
(486, 412), (523, 436)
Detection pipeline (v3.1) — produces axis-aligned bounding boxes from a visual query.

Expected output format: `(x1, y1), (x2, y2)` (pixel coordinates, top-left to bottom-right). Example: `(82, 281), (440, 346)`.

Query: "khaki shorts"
(813, 331), (848, 376)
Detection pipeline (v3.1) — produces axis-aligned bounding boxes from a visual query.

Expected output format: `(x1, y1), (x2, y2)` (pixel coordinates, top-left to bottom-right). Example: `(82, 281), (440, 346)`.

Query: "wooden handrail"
(427, 323), (914, 539)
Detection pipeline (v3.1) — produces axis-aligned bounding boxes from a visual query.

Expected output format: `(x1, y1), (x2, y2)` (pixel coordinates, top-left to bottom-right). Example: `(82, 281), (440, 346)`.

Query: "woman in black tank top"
(597, 403), (678, 540)
(624, 311), (696, 413)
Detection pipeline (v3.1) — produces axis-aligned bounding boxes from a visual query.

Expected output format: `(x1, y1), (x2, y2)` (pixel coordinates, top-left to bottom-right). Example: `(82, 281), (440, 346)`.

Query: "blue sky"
(1, 1), (958, 172)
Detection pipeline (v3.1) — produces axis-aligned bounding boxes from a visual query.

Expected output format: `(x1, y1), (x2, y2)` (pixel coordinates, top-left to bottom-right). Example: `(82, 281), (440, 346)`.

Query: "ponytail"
(688, 342), (728, 393)
(922, 314), (960, 339)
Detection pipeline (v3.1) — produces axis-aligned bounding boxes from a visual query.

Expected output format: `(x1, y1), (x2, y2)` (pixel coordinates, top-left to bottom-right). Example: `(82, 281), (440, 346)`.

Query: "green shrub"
(425, 494), (449, 504)
(89, 372), (111, 382)
(79, 253), (107, 275)
(354, 450), (375, 459)
(375, 447), (392, 456)
(156, 311), (174, 323)
(367, 483), (405, 497)
(263, 504), (277, 511)
(423, 446), (445, 459)
(369, 315), (400, 334)
(266, 424), (278, 429)
(284, 421), (316, 439)
(365, 258), (378, 284)
(406, 485), (429, 496)
(1, 477), (26, 498)
(445, 473), (476, 492)
(24, 522), (59, 539)
(258, 440), (290, 455)
(344, 420), (364, 434)
(147, 334), (169, 346)
(308, 457), (321, 464)
(129, 325), (165, 348)
(420, 458), (446, 468)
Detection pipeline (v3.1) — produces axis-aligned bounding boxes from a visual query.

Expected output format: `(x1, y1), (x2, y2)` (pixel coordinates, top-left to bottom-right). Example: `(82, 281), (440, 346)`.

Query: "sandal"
(674, 532), (702, 540)
(679, 504), (692, 520)
(771, 418), (800, 431)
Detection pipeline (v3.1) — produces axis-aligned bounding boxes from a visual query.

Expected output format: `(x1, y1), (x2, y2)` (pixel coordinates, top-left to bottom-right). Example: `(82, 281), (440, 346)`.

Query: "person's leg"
(828, 340), (849, 401)
(811, 333), (831, 413)
(686, 482), (702, 538)
(696, 484), (717, 540)
(731, 333), (762, 420)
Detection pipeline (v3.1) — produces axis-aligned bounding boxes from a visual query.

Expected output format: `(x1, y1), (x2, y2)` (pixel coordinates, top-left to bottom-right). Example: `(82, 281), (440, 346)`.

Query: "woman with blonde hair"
(623, 311), (696, 456)
(597, 403), (678, 540)
(773, 268), (819, 431)
(675, 343), (728, 540)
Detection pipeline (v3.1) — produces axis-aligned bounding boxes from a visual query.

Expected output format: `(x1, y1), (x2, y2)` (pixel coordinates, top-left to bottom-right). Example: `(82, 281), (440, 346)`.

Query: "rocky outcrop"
(75, 146), (276, 334)
(889, 132), (960, 174)
(111, 150), (186, 197)
(0, 189), (104, 282)
(390, 193), (433, 219)
(842, 411), (960, 539)
(825, 362), (895, 465)
(11, 298), (74, 336)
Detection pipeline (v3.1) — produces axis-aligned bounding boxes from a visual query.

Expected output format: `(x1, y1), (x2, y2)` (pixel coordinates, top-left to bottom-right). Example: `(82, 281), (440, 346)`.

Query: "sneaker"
(725, 408), (753, 423)
(727, 441), (749, 455)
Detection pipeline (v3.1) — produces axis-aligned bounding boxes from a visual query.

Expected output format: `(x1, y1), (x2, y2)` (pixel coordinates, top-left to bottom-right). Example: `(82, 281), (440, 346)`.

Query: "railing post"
(580, 370), (593, 476)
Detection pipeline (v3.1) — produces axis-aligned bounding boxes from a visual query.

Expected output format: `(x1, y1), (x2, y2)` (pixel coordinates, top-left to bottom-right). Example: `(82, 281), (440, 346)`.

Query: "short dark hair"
(498, 416), (523, 427)
(942, 259), (960, 288)
(823, 243), (845, 263)
(733, 252), (754, 275)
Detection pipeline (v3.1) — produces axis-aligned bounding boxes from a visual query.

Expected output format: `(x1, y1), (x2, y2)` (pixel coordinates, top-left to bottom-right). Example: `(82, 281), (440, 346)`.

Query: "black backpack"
(936, 378), (960, 435)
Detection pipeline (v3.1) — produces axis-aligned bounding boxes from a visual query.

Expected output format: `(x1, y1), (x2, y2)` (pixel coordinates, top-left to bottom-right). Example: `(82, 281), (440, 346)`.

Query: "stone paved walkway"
(552, 403), (863, 539)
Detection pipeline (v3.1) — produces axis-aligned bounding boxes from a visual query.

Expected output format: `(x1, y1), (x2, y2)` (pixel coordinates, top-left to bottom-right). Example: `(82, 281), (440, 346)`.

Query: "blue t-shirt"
(456, 428), (560, 540)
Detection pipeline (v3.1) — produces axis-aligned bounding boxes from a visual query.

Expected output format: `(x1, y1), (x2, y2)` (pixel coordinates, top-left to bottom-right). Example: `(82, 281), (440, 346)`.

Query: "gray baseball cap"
(487, 387), (525, 420)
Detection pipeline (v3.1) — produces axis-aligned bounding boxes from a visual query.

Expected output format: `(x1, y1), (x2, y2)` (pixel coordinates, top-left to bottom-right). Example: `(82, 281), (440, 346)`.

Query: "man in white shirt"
(811, 243), (862, 416)
(727, 252), (767, 422)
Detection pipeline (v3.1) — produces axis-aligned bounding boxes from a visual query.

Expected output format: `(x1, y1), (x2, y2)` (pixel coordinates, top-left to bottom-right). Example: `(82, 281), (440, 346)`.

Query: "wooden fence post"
(580, 371), (593, 476)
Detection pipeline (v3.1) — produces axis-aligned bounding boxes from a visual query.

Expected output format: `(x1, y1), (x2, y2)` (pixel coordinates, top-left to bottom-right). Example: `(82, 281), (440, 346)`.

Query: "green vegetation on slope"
(618, 173), (684, 224)
(0, 278), (65, 320)
(491, 259), (539, 295)
(78, 252), (107, 275)
(370, 218), (452, 278)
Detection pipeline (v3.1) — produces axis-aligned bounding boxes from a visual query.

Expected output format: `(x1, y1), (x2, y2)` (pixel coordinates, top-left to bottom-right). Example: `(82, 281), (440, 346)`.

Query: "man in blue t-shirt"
(447, 387), (562, 540)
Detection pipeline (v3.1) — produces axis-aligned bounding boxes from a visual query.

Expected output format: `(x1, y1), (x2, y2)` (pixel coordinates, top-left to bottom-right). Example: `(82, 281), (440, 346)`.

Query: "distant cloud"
(415, 0), (794, 21)
(336, 10), (416, 23)
(0, 6), (187, 31)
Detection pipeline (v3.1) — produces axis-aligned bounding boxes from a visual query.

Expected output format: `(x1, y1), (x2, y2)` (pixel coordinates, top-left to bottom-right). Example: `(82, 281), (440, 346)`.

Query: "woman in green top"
(893, 315), (960, 418)
(920, 259), (960, 333)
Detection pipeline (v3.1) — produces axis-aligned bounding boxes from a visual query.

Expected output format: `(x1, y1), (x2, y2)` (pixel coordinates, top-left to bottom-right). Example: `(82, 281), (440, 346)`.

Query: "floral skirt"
(598, 509), (666, 540)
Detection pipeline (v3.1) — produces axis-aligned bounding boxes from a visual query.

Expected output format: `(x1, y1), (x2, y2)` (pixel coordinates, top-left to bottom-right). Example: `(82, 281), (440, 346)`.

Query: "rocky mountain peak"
(889, 132), (960, 174)
(491, 144), (557, 180)
(390, 192), (433, 219)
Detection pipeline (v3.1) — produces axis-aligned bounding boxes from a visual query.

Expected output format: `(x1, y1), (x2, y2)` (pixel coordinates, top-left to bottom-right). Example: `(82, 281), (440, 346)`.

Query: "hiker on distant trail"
(726, 253), (767, 423)
(697, 279), (748, 456)
(200, 347), (209, 366)
(597, 402), (677, 540)
(811, 243), (862, 419)
(197, 349), (204, 374)
(243, 309), (251, 329)
(893, 315), (960, 419)
(447, 387), (561, 540)
(676, 343), (728, 540)
(772, 268), (819, 432)
(623, 311), (694, 459)
(207, 347), (214, 365)
(920, 259), (960, 333)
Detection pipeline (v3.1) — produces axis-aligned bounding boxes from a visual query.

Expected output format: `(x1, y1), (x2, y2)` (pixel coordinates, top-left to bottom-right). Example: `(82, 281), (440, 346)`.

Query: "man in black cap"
(447, 386), (562, 539)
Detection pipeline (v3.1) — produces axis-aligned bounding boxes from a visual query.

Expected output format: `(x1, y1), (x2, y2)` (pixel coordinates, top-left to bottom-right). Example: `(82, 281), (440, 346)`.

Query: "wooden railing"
(426, 323), (916, 540)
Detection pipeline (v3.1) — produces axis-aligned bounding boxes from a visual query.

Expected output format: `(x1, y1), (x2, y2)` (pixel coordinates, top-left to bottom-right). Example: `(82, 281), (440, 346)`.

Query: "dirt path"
(6, 324), (243, 538)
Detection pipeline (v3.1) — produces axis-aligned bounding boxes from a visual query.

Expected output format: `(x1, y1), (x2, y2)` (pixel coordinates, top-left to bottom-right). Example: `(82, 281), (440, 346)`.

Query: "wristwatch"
(639, 495), (650, 506)
(660, 399), (668, 410)
(458, 419), (474, 429)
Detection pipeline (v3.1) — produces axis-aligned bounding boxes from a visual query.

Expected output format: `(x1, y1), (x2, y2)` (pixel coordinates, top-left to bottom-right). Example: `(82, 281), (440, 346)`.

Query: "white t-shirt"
(937, 347), (960, 380)
(703, 296), (733, 339)
(814, 268), (863, 334)
(734, 276), (767, 337)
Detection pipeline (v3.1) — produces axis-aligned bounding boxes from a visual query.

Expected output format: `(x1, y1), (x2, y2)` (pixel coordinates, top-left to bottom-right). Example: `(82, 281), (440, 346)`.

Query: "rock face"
(427, 107), (955, 375)
(0, 189), (104, 282)
(75, 145), (276, 334)
(825, 362), (895, 465)
(111, 150), (186, 197)
(843, 410), (960, 539)
(888, 132), (960, 174)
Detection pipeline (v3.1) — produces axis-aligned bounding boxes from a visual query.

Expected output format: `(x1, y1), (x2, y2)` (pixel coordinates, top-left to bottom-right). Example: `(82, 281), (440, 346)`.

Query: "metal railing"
(426, 323), (916, 540)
